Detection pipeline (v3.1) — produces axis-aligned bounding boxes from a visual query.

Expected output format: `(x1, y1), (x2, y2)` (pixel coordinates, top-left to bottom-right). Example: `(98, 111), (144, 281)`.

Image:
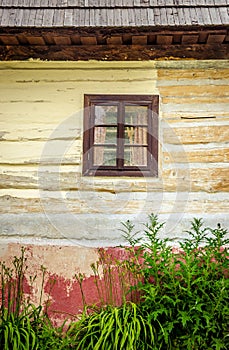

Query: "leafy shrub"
(123, 214), (229, 350)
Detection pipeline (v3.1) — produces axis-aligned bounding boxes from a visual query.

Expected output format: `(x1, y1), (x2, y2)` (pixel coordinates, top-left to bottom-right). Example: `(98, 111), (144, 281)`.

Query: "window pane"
(124, 126), (148, 145)
(125, 105), (148, 125)
(124, 146), (147, 166)
(94, 127), (117, 144)
(95, 105), (118, 125)
(93, 146), (117, 166)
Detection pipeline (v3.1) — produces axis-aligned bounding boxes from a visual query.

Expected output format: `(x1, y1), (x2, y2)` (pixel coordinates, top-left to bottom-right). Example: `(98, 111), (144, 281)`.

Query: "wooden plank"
(43, 9), (55, 27)
(84, 9), (90, 26)
(29, 0), (41, 7)
(201, 7), (212, 25)
(68, 0), (79, 6)
(159, 85), (229, 97)
(166, 7), (175, 26)
(0, 65), (155, 83)
(89, 8), (96, 26)
(157, 68), (229, 80)
(163, 168), (229, 193)
(163, 148), (229, 163)
(153, 7), (161, 26)
(64, 9), (73, 26)
(7, 8), (18, 26)
(157, 35), (173, 45)
(0, 140), (82, 165)
(207, 34), (226, 44)
(140, 8), (148, 26)
(194, 7), (205, 26)
(80, 36), (97, 45)
(0, 35), (19, 45)
(14, 9), (24, 26)
(71, 9), (79, 26)
(93, 9), (102, 27)
(177, 8), (186, 26)
(128, 7), (135, 25)
(1, 192), (229, 214)
(189, 7), (199, 25)
(133, 0), (141, 6)
(27, 9), (37, 26)
(132, 35), (147, 45)
(26, 36), (46, 45)
(0, 166), (228, 195)
(0, 9), (3, 26)
(53, 9), (65, 26)
(162, 111), (229, 120)
(209, 7), (222, 24)
(112, 0), (123, 6)
(162, 101), (228, 114)
(106, 36), (123, 45)
(214, 0), (228, 5)
(182, 7), (192, 25)
(0, 124), (81, 142)
(1, 43), (228, 61)
(56, 0), (67, 5)
(147, 8), (155, 25)
(162, 96), (229, 104)
(159, 7), (168, 25)
(163, 125), (229, 144)
(21, 9), (31, 26)
(53, 35), (71, 45)
(78, 9), (85, 26)
(107, 8), (116, 26)
(218, 7), (229, 25)
(1, 9), (10, 26)
(35, 9), (45, 27)
(114, 8), (122, 26)
(121, 9), (130, 26)
(124, 0), (135, 6)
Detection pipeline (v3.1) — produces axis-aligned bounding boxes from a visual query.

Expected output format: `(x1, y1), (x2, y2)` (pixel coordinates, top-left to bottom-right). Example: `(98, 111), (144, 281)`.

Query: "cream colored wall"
(0, 60), (228, 247)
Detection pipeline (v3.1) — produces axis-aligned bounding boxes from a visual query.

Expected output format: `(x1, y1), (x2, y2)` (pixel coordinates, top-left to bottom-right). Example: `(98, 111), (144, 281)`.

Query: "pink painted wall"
(0, 243), (139, 325)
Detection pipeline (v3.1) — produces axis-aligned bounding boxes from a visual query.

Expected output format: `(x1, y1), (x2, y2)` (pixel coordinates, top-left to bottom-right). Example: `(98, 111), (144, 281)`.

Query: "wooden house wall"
(0, 59), (228, 248)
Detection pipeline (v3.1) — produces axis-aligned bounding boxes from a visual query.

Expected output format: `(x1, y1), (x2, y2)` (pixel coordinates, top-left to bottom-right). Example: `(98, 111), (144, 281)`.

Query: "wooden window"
(83, 95), (159, 177)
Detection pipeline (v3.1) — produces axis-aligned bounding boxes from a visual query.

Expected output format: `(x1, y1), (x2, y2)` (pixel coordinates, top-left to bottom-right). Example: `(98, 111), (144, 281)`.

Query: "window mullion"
(117, 102), (125, 169)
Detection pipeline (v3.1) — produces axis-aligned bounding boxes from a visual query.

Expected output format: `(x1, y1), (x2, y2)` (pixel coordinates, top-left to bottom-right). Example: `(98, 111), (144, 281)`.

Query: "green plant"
(122, 215), (229, 350)
(1, 217), (228, 349)
(0, 248), (76, 350)
(0, 248), (39, 349)
(68, 301), (156, 350)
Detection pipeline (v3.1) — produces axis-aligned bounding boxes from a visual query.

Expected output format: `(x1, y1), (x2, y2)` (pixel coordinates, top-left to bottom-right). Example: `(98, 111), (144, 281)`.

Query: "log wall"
(0, 60), (228, 247)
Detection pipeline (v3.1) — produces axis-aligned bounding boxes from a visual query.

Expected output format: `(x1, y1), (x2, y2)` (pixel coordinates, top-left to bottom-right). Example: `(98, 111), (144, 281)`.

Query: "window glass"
(83, 95), (158, 177)
(94, 105), (117, 125)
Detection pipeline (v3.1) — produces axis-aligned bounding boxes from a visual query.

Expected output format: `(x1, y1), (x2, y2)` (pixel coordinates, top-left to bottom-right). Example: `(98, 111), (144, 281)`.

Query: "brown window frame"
(83, 94), (159, 177)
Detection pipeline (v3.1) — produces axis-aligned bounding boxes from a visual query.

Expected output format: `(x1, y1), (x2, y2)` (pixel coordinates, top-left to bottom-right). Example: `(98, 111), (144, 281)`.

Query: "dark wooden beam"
(0, 44), (228, 61)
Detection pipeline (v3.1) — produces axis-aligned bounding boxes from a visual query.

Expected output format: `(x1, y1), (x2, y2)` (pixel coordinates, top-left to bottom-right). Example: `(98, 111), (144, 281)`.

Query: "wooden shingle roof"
(0, 0), (228, 60)
(0, 0), (228, 27)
